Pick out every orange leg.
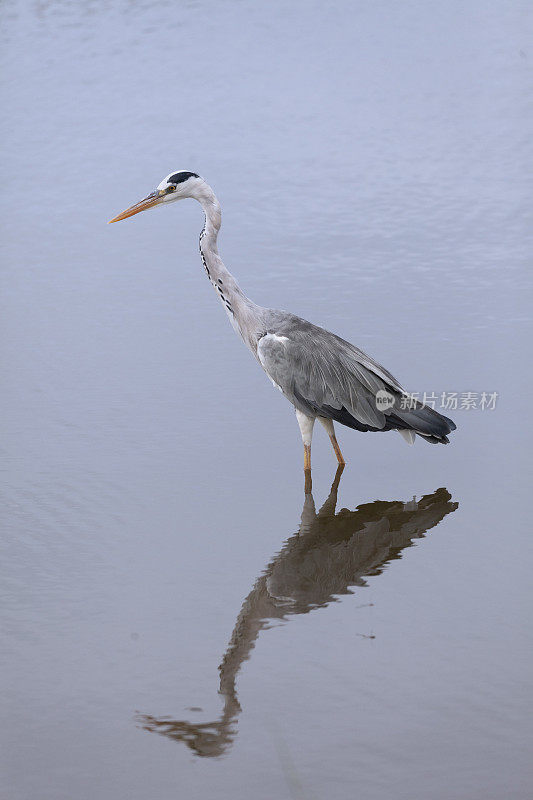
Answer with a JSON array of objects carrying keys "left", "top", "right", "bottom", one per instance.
[
  {"left": 296, "top": 410, "right": 315, "bottom": 494},
  {"left": 318, "top": 417, "right": 347, "bottom": 465},
  {"left": 329, "top": 434, "right": 346, "bottom": 465}
]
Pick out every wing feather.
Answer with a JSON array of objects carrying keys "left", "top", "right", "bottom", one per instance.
[
  {"left": 256, "top": 312, "right": 455, "bottom": 443},
  {"left": 256, "top": 318, "right": 403, "bottom": 431}
]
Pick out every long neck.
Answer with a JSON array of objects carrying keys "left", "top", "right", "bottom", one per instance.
[{"left": 196, "top": 184, "right": 263, "bottom": 352}]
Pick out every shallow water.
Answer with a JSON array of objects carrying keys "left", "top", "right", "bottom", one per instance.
[{"left": 1, "top": 1, "right": 532, "bottom": 798}]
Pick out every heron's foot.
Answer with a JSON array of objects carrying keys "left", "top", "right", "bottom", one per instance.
[
  {"left": 304, "top": 468, "right": 312, "bottom": 495},
  {"left": 329, "top": 435, "right": 346, "bottom": 465}
]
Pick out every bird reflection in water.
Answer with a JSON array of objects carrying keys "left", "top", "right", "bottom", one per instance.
[{"left": 137, "top": 467, "right": 457, "bottom": 757}]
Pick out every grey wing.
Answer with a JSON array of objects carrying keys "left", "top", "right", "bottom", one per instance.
[
  {"left": 256, "top": 315, "right": 456, "bottom": 442},
  {"left": 256, "top": 323, "right": 402, "bottom": 431}
]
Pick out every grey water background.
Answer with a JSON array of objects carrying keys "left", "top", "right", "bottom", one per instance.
[{"left": 1, "top": 1, "right": 532, "bottom": 798}]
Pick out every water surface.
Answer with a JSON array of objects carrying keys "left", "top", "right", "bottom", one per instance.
[{"left": 1, "top": 2, "right": 532, "bottom": 798}]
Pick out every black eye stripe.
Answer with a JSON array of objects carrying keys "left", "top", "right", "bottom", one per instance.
[{"left": 168, "top": 171, "right": 199, "bottom": 185}]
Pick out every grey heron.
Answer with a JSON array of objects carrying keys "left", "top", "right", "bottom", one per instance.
[{"left": 110, "top": 171, "right": 456, "bottom": 472}]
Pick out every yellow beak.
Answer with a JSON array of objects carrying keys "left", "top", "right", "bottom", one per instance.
[{"left": 108, "top": 190, "right": 164, "bottom": 223}]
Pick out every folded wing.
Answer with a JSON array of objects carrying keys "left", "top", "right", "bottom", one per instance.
[{"left": 257, "top": 316, "right": 455, "bottom": 443}]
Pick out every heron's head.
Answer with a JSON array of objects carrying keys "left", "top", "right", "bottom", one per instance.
[{"left": 108, "top": 170, "right": 203, "bottom": 223}]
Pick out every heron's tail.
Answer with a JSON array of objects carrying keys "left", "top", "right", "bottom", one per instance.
[
  {"left": 309, "top": 392, "right": 456, "bottom": 444},
  {"left": 392, "top": 402, "right": 456, "bottom": 445}
]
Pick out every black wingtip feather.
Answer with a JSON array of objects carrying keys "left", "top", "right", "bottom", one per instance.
[{"left": 317, "top": 401, "right": 456, "bottom": 445}]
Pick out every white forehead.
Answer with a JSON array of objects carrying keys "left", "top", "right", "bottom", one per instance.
[
  {"left": 157, "top": 170, "right": 199, "bottom": 190},
  {"left": 157, "top": 175, "right": 172, "bottom": 190}
]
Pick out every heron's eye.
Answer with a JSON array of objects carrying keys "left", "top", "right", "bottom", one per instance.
[{"left": 165, "top": 185, "right": 176, "bottom": 194}]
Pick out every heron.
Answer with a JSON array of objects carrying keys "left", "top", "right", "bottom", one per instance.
[{"left": 109, "top": 171, "right": 456, "bottom": 473}]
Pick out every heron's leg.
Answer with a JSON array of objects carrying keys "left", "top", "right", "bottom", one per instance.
[
  {"left": 295, "top": 409, "right": 315, "bottom": 493},
  {"left": 318, "top": 417, "right": 346, "bottom": 465}
]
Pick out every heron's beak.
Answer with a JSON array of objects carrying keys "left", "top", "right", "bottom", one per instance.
[{"left": 108, "top": 190, "right": 164, "bottom": 223}]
